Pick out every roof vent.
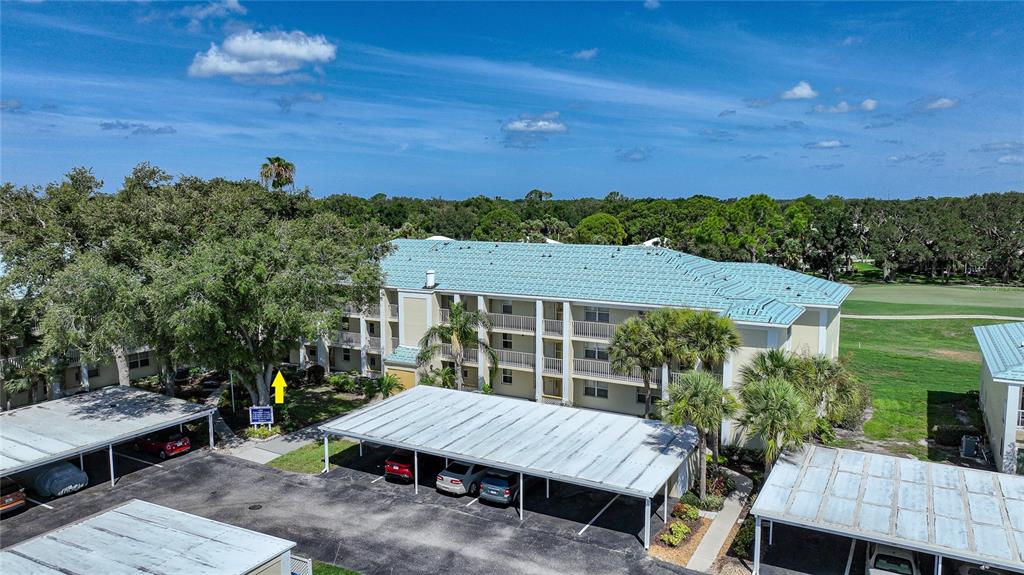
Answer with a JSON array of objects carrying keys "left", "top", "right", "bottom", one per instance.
[{"left": 424, "top": 270, "right": 436, "bottom": 289}]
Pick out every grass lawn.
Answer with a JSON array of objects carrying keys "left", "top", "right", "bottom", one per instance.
[
  {"left": 267, "top": 437, "right": 360, "bottom": 474},
  {"left": 313, "top": 561, "right": 360, "bottom": 575},
  {"left": 842, "top": 284, "right": 1024, "bottom": 317},
  {"left": 220, "top": 382, "right": 364, "bottom": 434},
  {"left": 840, "top": 317, "right": 1002, "bottom": 460}
]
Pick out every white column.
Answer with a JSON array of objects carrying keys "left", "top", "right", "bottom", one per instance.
[
  {"left": 279, "top": 550, "right": 291, "bottom": 575},
  {"left": 818, "top": 309, "right": 828, "bottom": 355},
  {"left": 478, "top": 295, "right": 488, "bottom": 388},
  {"left": 934, "top": 554, "right": 943, "bottom": 575},
  {"left": 359, "top": 316, "right": 369, "bottom": 375},
  {"left": 643, "top": 497, "right": 651, "bottom": 549},
  {"left": 317, "top": 336, "right": 329, "bottom": 370},
  {"left": 519, "top": 472, "right": 525, "bottom": 521},
  {"left": 298, "top": 340, "right": 308, "bottom": 369},
  {"left": 664, "top": 482, "right": 669, "bottom": 522},
  {"left": 414, "top": 450, "right": 419, "bottom": 494},
  {"left": 720, "top": 351, "right": 734, "bottom": 445},
  {"left": 534, "top": 300, "right": 544, "bottom": 401},
  {"left": 545, "top": 478, "right": 549, "bottom": 498},
  {"left": 378, "top": 289, "right": 389, "bottom": 353},
  {"left": 208, "top": 413, "right": 215, "bottom": 449},
  {"left": 753, "top": 516, "right": 762, "bottom": 574},
  {"left": 1003, "top": 385, "right": 1022, "bottom": 473},
  {"left": 661, "top": 363, "right": 670, "bottom": 400},
  {"left": 453, "top": 294, "right": 461, "bottom": 305},
  {"left": 108, "top": 444, "right": 115, "bottom": 487},
  {"left": 80, "top": 362, "right": 91, "bottom": 390},
  {"left": 322, "top": 435, "right": 330, "bottom": 473},
  {"left": 561, "top": 301, "right": 572, "bottom": 405}
]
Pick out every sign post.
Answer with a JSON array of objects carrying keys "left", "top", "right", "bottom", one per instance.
[{"left": 248, "top": 405, "right": 274, "bottom": 430}]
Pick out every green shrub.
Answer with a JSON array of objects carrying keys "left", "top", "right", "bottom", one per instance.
[
  {"left": 731, "top": 517, "right": 756, "bottom": 559},
  {"left": 671, "top": 502, "right": 700, "bottom": 522},
  {"left": 699, "top": 495, "right": 725, "bottom": 511},
  {"left": 724, "top": 475, "right": 736, "bottom": 494},
  {"left": 705, "top": 453, "right": 727, "bottom": 465},
  {"left": 680, "top": 492, "right": 700, "bottom": 507},
  {"left": 932, "top": 424, "right": 980, "bottom": 446},
  {"left": 659, "top": 521, "right": 692, "bottom": 547},
  {"left": 243, "top": 425, "right": 282, "bottom": 439},
  {"left": 814, "top": 417, "right": 837, "bottom": 445}
]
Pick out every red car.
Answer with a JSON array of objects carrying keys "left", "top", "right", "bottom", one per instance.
[
  {"left": 0, "top": 477, "right": 26, "bottom": 514},
  {"left": 383, "top": 449, "right": 414, "bottom": 482},
  {"left": 133, "top": 430, "right": 191, "bottom": 460}
]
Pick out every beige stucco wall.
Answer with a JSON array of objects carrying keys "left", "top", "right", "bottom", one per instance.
[
  {"left": 245, "top": 555, "right": 286, "bottom": 575},
  {"left": 568, "top": 304, "right": 641, "bottom": 326},
  {"left": 487, "top": 297, "right": 535, "bottom": 317},
  {"left": 572, "top": 379, "right": 645, "bottom": 416},
  {"left": 789, "top": 309, "right": 820, "bottom": 357},
  {"left": 330, "top": 346, "right": 361, "bottom": 372},
  {"left": 490, "top": 333, "right": 534, "bottom": 353},
  {"left": 730, "top": 327, "right": 766, "bottom": 387},
  {"left": 980, "top": 359, "right": 1010, "bottom": 472},
  {"left": 826, "top": 309, "right": 841, "bottom": 358},
  {"left": 401, "top": 295, "right": 429, "bottom": 346},
  {"left": 494, "top": 368, "right": 534, "bottom": 399}
]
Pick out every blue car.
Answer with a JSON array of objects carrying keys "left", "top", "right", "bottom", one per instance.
[
  {"left": 479, "top": 469, "right": 519, "bottom": 505},
  {"left": 14, "top": 461, "right": 89, "bottom": 498}
]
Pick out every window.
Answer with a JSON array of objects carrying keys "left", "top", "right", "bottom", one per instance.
[
  {"left": 368, "top": 323, "right": 376, "bottom": 335},
  {"left": 342, "top": 348, "right": 351, "bottom": 361},
  {"left": 369, "top": 357, "right": 377, "bottom": 367},
  {"left": 128, "top": 352, "right": 150, "bottom": 370},
  {"left": 636, "top": 389, "right": 650, "bottom": 404},
  {"left": 329, "top": 348, "right": 337, "bottom": 365},
  {"left": 501, "top": 369, "right": 513, "bottom": 385},
  {"left": 584, "top": 306, "right": 609, "bottom": 323},
  {"left": 502, "top": 333, "right": 513, "bottom": 350},
  {"left": 501, "top": 300, "right": 513, "bottom": 314},
  {"left": 342, "top": 318, "right": 350, "bottom": 331},
  {"left": 584, "top": 344, "right": 609, "bottom": 361},
  {"left": 76, "top": 366, "right": 100, "bottom": 381},
  {"left": 305, "top": 346, "right": 317, "bottom": 360},
  {"left": 584, "top": 380, "right": 608, "bottom": 399},
  {"left": 462, "top": 369, "right": 469, "bottom": 379}
]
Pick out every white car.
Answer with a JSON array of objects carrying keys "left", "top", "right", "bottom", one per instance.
[
  {"left": 866, "top": 543, "right": 921, "bottom": 575},
  {"left": 435, "top": 461, "right": 488, "bottom": 496},
  {"left": 956, "top": 564, "right": 1012, "bottom": 575}
]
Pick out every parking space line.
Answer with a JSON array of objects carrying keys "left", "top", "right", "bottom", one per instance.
[
  {"left": 115, "top": 452, "right": 164, "bottom": 468},
  {"left": 465, "top": 496, "right": 479, "bottom": 507},
  {"left": 578, "top": 494, "right": 620, "bottom": 535},
  {"left": 26, "top": 497, "right": 54, "bottom": 510},
  {"left": 371, "top": 475, "right": 385, "bottom": 483}
]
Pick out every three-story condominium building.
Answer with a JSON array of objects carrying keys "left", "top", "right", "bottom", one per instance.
[
  {"left": 295, "top": 238, "right": 852, "bottom": 444},
  {"left": 974, "top": 322, "right": 1024, "bottom": 474}
]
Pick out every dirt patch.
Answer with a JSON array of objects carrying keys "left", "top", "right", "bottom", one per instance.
[
  {"left": 649, "top": 517, "right": 710, "bottom": 568},
  {"left": 931, "top": 348, "right": 980, "bottom": 362}
]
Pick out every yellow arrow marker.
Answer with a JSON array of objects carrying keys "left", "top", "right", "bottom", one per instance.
[{"left": 272, "top": 370, "right": 287, "bottom": 404}]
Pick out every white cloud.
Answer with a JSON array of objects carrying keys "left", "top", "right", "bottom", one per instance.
[
  {"left": 813, "top": 98, "right": 878, "bottom": 113},
  {"left": 781, "top": 81, "right": 818, "bottom": 100},
  {"left": 0, "top": 98, "right": 22, "bottom": 111},
  {"left": 971, "top": 141, "right": 1023, "bottom": 153},
  {"left": 841, "top": 36, "right": 862, "bottom": 46},
  {"left": 643, "top": 0, "right": 661, "bottom": 10},
  {"left": 503, "top": 112, "right": 567, "bottom": 133},
  {"left": 997, "top": 154, "right": 1023, "bottom": 165},
  {"left": 616, "top": 146, "right": 652, "bottom": 162},
  {"left": 572, "top": 48, "right": 599, "bottom": 61},
  {"left": 179, "top": 0, "right": 246, "bottom": 31},
  {"left": 804, "top": 139, "right": 847, "bottom": 149},
  {"left": 924, "top": 97, "right": 959, "bottom": 110},
  {"left": 188, "top": 30, "right": 337, "bottom": 80}
]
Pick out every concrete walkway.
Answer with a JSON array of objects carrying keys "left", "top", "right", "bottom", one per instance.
[
  {"left": 205, "top": 383, "right": 243, "bottom": 448},
  {"left": 229, "top": 424, "right": 323, "bottom": 464},
  {"left": 685, "top": 468, "right": 753, "bottom": 573},
  {"left": 845, "top": 314, "right": 1024, "bottom": 321}
]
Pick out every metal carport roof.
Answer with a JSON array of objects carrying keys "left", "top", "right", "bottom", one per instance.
[
  {"left": 319, "top": 385, "right": 697, "bottom": 499},
  {"left": 750, "top": 444, "right": 1024, "bottom": 573},
  {"left": 0, "top": 386, "right": 216, "bottom": 476},
  {"left": 0, "top": 499, "right": 295, "bottom": 574}
]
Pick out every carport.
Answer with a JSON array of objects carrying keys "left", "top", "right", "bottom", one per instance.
[
  {"left": 0, "top": 386, "right": 216, "bottom": 488},
  {"left": 750, "top": 444, "right": 1024, "bottom": 575},
  {"left": 0, "top": 499, "right": 295, "bottom": 574},
  {"left": 319, "top": 385, "right": 698, "bottom": 548}
]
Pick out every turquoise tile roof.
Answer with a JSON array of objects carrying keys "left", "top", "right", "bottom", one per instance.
[
  {"left": 381, "top": 239, "right": 852, "bottom": 327},
  {"left": 974, "top": 322, "right": 1024, "bottom": 381},
  {"left": 384, "top": 345, "right": 420, "bottom": 367}
]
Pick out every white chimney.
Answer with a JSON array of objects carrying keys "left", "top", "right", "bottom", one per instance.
[{"left": 425, "top": 269, "right": 436, "bottom": 289}]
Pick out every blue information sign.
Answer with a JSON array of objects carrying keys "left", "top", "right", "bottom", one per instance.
[{"left": 249, "top": 406, "right": 274, "bottom": 425}]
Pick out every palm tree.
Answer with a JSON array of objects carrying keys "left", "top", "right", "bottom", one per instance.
[
  {"left": 416, "top": 302, "right": 496, "bottom": 390},
  {"left": 660, "top": 371, "right": 739, "bottom": 499},
  {"left": 645, "top": 308, "right": 697, "bottom": 371},
  {"left": 419, "top": 366, "right": 456, "bottom": 389},
  {"left": 375, "top": 373, "right": 402, "bottom": 399},
  {"left": 740, "top": 348, "right": 800, "bottom": 384},
  {"left": 794, "top": 355, "right": 860, "bottom": 424},
  {"left": 609, "top": 316, "right": 664, "bottom": 418},
  {"left": 738, "top": 377, "right": 814, "bottom": 472},
  {"left": 259, "top": 156, "right": 296, "bottom": 191},
  {"left": 682, "top": 310, "right": 742, "bottom": 459}
]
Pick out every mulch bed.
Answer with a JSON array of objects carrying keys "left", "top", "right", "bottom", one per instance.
[{"left": 649, "top": 516, "right": 710, "bottom": 568}]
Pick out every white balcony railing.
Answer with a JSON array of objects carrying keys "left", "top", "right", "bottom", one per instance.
[
  {"left": 573, "top": 358, "right": 660, "bottom": 385},
  {"left": 543, "top": 357, "right": 562, "bottom": 375},
  {"left": 0, "top": 356, "right": 25, "bottom": 370},
  {"left": 342, "top": 303, "right": 380, "bottom": 317},
  {"left": 439, "top": 308, "right": 451, "bottom": 324},
  {"left": 335, "top": 332, "right": 360, "bottom": 347},
  {"left": 543, "top": 319, "right": 563, "bottom": 336},
  {"left": 389, "top": 304, "right": 399, "bottom": 319},
  {"left": 391, "top": 337, "right": 399, "bottom": 351},
  {"left": 367, "top": 337, "right": 381, "bottom": 352},
  {"left": 1018, "top": 409, "right": 1024, "bottom": 428},
  {"left": 440, "top": 343, "right": 478, "bottom": 364},
  {"left": 572, "top": 320, "right": 616, "bottom": 340},
  {"left": 488, "top": 313, "right": 536, "bottom": 332},
  {"left": 496, "top": 349, "right": 535, "bottom": 369}
]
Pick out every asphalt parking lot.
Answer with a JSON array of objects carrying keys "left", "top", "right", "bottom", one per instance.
[{"left": 1, "top": 448, "right": 699, "bottom": 575}]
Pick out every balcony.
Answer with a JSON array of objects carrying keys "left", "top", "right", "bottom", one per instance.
[
  {"left": 388, "top": 304, "right": 399, "bottom": 319},
  {"left": 572, "top": 320, "right": 617, "bottom": 341},
  {"left": 543, "top": 319, "right": 563, "bottom": 336},
  {"left": 367, "top": 337, "right": 381, "bottom": 352},
  {"left": 573, "top": 358, "right": 660, "bottom": 385},
  {"left": 488, "top": 313, "right": 536, "bottom": 333},
  {"left": 334, "top": 332, "right": 360, "bottom": 347},
  {"left": 495, "top": 349, "right": 535, "bottom": 369},
  {"left": 542, "top": 357, "right": 562, "bottom": 375},
  {"left": 440, "top": 343, "right": 478, "bottom": 364},
  {"left": 439, "top": 308, "right": 450, "bottom": 324},
  {"left": 342, "top": 303, "right": 380, "bottom": 317},
  {"left": 0, "top": 356, "right": 25, "bottom": 370},
  {"left": 391, "top": 337, "right": 399, "bottom": 351}
]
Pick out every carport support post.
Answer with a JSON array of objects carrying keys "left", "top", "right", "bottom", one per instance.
[
  {"left": 519, "top": 472, "right": 524, "bottom": 521},
  {"left": 643, "top": 497, "right": 651, "bottom": 550},
  {"left": 414, "top": 451, "right": 419, "bottom": 494},
  {"left": 753, "top": 516, "right": 762, "bottom": 575},
  {"left": 108, "top": 444, "right": 115, "bottom": 487},
  {"left": 545, "top": 478, "right": 549, "bottom": 498},
  {"left": 322, "top": 434, "right": 330, "bottom": 473},
  {"left": 79, "top": 453, "right": 84, "bottom": 470},
  {"left": 934, "top": 554, "right": 942, "bottom": 575},
  {"left": 768, "top": 520, "right": 773, "bottom": 545},
  {"left": 359, "top": 440, "right": 362, "bottom": 457},
  {"left": 663, "top": 483, "right": 668, "bottom": 522},
  {"left": 207, "top": 413, "right": 215, "bottom": 449}
]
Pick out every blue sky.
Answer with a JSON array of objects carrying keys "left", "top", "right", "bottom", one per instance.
[{"left": 1, "top": 1, "right": 1021, "bottom": 199}]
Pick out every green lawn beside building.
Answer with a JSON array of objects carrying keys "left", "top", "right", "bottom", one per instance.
[{"left": 842, "top": 284, "right": 1024, "bottom": 317}]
